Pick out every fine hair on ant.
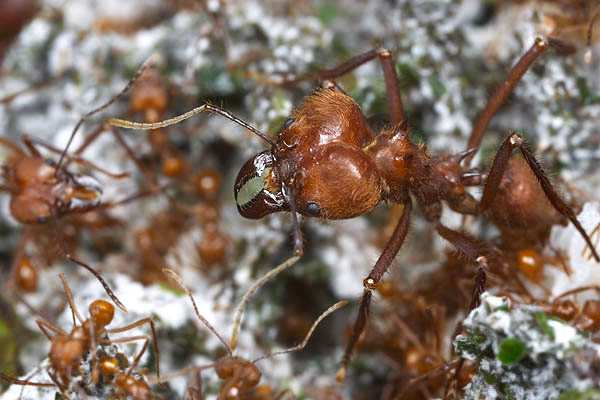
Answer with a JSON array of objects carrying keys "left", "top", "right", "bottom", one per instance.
[{"left": 107, "top": 34, "right": 600, "bottom": 381}]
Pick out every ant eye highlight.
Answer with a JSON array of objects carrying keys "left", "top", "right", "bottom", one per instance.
[
  {"left": 282, "top": 117, "right": 295, "bottom": 130},
  {"left": 234, "top": 151, "right": 288, "bottom": 219}
]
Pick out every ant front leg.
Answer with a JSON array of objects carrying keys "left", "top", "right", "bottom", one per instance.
[
  {"left": 287, "top": 48, "right": 407, "bottom": 126},
  {"left": 479, "top": 131, "right": 600, "bottom": 262},
  {"left": 338, "top": 200, "right": 412, "bottom": 380},
  {"left": 107, "top": 317, "right": 160, "bottom": 379},
  {"left": 22, "top": 134, "right": 129, "bottom": 179}
]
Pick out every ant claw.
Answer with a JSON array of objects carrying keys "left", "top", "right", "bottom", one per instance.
[{"left": 363, "top": 277, "right": 377, "bottom": 291}]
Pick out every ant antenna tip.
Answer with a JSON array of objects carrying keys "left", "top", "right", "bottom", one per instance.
[{"left": 335, "top": 367, "right": 346, "bottom": 383}]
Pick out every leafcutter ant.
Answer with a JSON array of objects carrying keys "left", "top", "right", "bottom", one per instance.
[
  {"left": 158, "top": 263, "right": 347, "bottom": 399},
  {"left": 107, "top": 35, "right": 600, "bottom": 380},
  {"left": 0, "top": 56, "right": 165, "bottom": 311},
  {"left": 0, "top": 273, "right": 160, "bottom": 398}
]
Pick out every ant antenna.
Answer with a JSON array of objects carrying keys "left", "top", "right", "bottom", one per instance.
[
  {"left": 163, "top": 268, "right": 232, "bottom": 354},
  {"left": 58, "top": 272, "right": 85, "bottom": 326},
  {"left": 55, "top": 54, "right": 158, "bottom": 170},
  {"left": 230, "top": 255, "right": 300, "bottom": 351},
  {"left": 107, "top": 103, "right": 275, "bottom": 147},
  {"left": 64, "top": 254, "right": 127, "bottom": 313},
  {"left": 252, "top": 300, "right": 348, "bottom": 363}
]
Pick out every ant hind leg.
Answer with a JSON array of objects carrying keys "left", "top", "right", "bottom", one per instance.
[{"left": 479, "top": 131, "right": 600, "bottom": 262}]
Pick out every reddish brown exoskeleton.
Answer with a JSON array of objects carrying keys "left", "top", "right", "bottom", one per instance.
[
  {"left": 0, "top": 57, "right": 163, "bottom": 310},
  {"left": 108, "top": 36, "right": 599, "bottom": 379},
  {"left": 0, "top": 273, "right": 159, "bottom": 397}
]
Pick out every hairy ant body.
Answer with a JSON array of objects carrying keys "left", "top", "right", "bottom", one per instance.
[
  {"left": 1, "top": 273, "right": 159, "bottom": 398},
  {"left": 108, "top": 36, "right": 600, "bottom": 379}
]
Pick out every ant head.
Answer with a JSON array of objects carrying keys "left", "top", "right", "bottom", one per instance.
[
  {"left": 57, "top": 172, "right": 103, "bottom": 215},
  {"left": 89, "top": 299, "right": 115, "bottom": 328},
  {"left": 130, "top": 68, "right": 169, "bottom": 120},
  {"left": 234, "top": 151, "right": 288, "bottom": 219},
  {"left": 216, "top": 356, "right": 262, "bottom": 399}
]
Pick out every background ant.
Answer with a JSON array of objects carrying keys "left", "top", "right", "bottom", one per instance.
[
  {"left": 0, "top": 56, "right": 167, "bottom": 311},
  {"left": 1, "top": 273, "right": 159, "bottom": 398},
  {"left": 109, "top": 34, "right": 600, "bottom": 381},
  {"left": 157, "top": 262, "right": 346, "bottom": 399}
]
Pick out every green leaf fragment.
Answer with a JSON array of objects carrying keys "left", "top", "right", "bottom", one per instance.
[
  {"left": 534, "top": 312, "right": 555, "bottom": 340},
  {"left": 497, "top": 337, "right": 527, "bottom": 365}
]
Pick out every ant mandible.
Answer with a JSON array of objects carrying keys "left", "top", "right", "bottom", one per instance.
[{"left": 108, "top": 36, "right": 600, "bottom": 379}]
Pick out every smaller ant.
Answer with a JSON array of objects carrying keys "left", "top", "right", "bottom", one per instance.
[
  {"left": 0, "top": 56, "right": 163, "bottom": 310},
  {"left": 127, "top": 67, "right": 191, "bottom": 182},
  {"left": 158, "top": 262, "right": 346, "bottom": 399},
  {"left": 1, "top": 273, "right": 160, "bottom": 397},
  {"left": 541, "top": 285, "right": 600, "bottom": 334},
  {"left": 13, "top": 254, "right": 38, "bottom": 293},
  {"left": 190, "top": 168, "right": 230, "bottom": 269}
]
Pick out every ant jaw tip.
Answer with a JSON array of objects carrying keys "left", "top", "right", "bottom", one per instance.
[{"left": 335, "top": 367, "right": 346, "bottom": 383}]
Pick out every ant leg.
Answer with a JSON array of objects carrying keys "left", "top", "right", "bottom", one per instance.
[
  {"left": 479, "top": 131, "right": 600, "bottom": 262},
  {"left": 283, "top": 183, "right": 304, "bottom": 256},
  {"left": 252, "top": 300, "right": 347, "bottom": 362},
  {"left": 339, "top": 200, "right": 412, "bottom": 380},
  {"left": 230, "top": 255, "right": 301, "bottom": 351},
  {"left": 36, "top": 319, "right": 67, "bottom": 339},
  {"left": 583, "top": 222, "right": 600, "bottom": 261},
  {"left": 163, "top": 268, "right": 231, "bottom": 354},
  {"left": 553, "top": 285, "right": 600, "bottom": 301},
  {"left": 22, "top": 134, "right": 130, "bottom": 179},
  {"left": 109, "top": 127, "right": 158, "bottom": 187},
  {"left": 97, "top": 184, "right": 165, "bottom": 210},
  {"left": 56, "top": 55, "right": 157, "bottom": 169},
  {"left": 184, "top": 371, "right": 203, "bottom": 400},
  {"left": 0, "top": 137, "right": 25, "bottom": 156},
  {"left": 107, "top": 317, "right": 160, "bottom": 378},
  {"left": 0, "top": 373, "right": 55, "bottom": 388},
  {"left": 63, "top": 253, "right": 128, "bottom": 313},
  {"left": 58, "top": 272, "right": 85, "bottom": 326},
  {"left": 291, "top": 48, "right": 406, "bottom": 125},
  {"left": 108, "top": 335, "right": 149, "bottom": 375},
  {"left": 464, "top": 38, "right": 550, "bottom": 166}
]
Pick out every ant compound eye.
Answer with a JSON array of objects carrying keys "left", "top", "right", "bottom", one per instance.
[
  {"left": 282, "top": 117, "right": 294, "bottom": 130},
  {"left": 305, "top": 201, "right": 321, "bottom": 217},
  {"left": 234, "top": 151, "right": 288, "bottom": 219}
]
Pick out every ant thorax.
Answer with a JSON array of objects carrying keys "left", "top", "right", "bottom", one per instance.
[{"left": 6, "top": 157, "right": 102, "bottom": 224}]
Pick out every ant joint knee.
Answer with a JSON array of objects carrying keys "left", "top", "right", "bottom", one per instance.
[
  {"left": 534, "top": 36, "right": 548, "bottom": 48},
  {"left": 476, "top": 256, "right": 488, "bottom": 268},
  {"left": 509, "top": 133, "right": 523, "bottom": 147},
  {"left": 363, "top": 277, "right": 377, "bottom": 291},
  {"left": 322, "top": 80, "right": 336, "bottom": 89},
  {"left": 377, "top": 48, "right": 391, "bottom": 58}
]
